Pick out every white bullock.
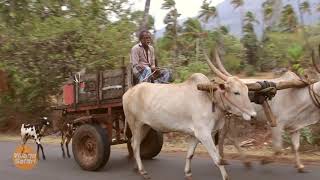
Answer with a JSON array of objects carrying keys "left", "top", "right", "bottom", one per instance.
[
  {"left": 123, "top": 56, "right": 257, "bottom": 180},
  {"left": 215, "top": 48, "right": 320, "bottom": 172}
]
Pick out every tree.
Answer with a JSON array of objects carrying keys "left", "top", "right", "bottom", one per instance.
[
  {"left": 139, "top": 0, "right": 151, "bottom": 32},
  {"left": 162, "top": 0, "right": 180, "bottom": 60},
  {"left": 262, "top": 0, "right": 275, "bottom": 42},
  {"left": 180, "top": 18, "right": 205, "bottom": 61},
  {"left": 131, "top": 11, "right": 154, "bottom": 31},
  {"left": 269, "top": 0, "right": 283, "bottom": 28},
  {"left": 241, "top": 11, "right": 260, "bottom": 68},
  {"left": 280, "top": 4, "right": 298, "bottom": 32},
  {"left": 262, "top": 0, "right": 274, "bottom": 31},
  {"left": 0, "top": 0, "right": 136, "bottom": 114},
  {"left": 230, "top": 0, "right": 244, "bottom": 35},
  {"left": 198, "top": 0, "right": 218, "bottom": 24},
  {"left": 298, "top": 0, "right": 311, "bottom": 48}
]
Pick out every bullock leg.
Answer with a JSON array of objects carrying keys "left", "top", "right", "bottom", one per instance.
[
  {"left": 218, "top": 119, "right": 230, "bottom": 165},
  {"left": 61, "top": 133, "right": 66, "bottom": 158},
  {"left": 131, "top": 122, "right": 150, "bottom": 179},
  {"left": 66, "top": 136, "right": 71, "bottom": 158},
  {"left": 228, "top": 120, "right": 251, "bottom": 168},
  {"left": 262, "top": 126, "right": 283, "bottom": 165},
  {"left": 184, "top": 137, "right": 199, "bottom": 179},
  {"left": 195, "top": 130, "right": 229, "bottom": 180},
  {"left": 290, "top": 131, "right": 305, "bottom": 173}
]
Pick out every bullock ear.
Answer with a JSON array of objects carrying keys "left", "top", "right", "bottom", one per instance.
[{"left": 218, "top": 83, "right": 226, "bottom": 90}]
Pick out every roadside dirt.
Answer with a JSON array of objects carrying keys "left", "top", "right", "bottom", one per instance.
[{"left": 2, "top": 131, "right": 320, "bottom": 166}]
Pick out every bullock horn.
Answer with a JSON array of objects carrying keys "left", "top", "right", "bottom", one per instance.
[
  {"left": 203, "top": 50, "right": 229, "bottom": 81},
  {"left": 246, "top": 79, "right": 311, "bottom": 91},
  {"left": 311, "top": 45, "right": 320, "bottom": 73},
  {"left": 214, "top": 48, "right": 232, "bottom": 76}
]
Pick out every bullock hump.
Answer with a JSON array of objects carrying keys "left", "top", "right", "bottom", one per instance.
[{"left": 185, "top": 73, "right": 210, "bottom": 84}]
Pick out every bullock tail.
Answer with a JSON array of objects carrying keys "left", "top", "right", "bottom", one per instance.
[
  {"left": 214, "top": 132, "right": 219, "bottom": 146},
  {"left": 124, "top": 117, "right": 128, "bottom": 141}
]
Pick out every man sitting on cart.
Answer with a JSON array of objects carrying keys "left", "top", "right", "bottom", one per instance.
[{"left": 130, "top": 30, "right": 172, "bottom": 84}]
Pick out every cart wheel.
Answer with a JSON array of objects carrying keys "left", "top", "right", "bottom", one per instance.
[
  {"left": 72, "top": 124, "right": 110, "bottom": 171},
  {"left": 140, "top": 129, "right": 163, "bottom": 159}
]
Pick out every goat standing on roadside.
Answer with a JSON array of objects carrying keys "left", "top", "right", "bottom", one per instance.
[
  {"left": 20, "top": 117, "right": 51, "bottom": 160},
  {"left": 60, "top": 122, "right": 76, "bottom": 158}
]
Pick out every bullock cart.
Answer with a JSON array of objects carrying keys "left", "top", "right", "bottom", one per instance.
[{"left": 54, "top": 59, "right": 163, "bottom": 171}]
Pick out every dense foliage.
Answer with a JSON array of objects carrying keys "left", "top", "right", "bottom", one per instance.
[{"left": 0, "top": 0, "right": 320, "bottom": 132}]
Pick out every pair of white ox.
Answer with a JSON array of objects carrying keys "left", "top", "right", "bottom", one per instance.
[
  {"left": 215, "top": 49, "right": 320, "bottom": 173},
  {"left": 123, "top": 51, "right": 319, "bottom": 180}
]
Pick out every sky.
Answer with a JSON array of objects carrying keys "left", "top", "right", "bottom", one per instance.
[{"left": 131, "top": 0, "right": 224, "bottom": 30}]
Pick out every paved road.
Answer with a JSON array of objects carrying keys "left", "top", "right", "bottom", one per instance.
[{"left": 1, "top": 141, "right": 320, "bottom": 180}]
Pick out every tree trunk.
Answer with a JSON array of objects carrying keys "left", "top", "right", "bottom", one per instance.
[
  {"left": 296, "top": 0, "right": 310, "bottom": 49},
  {"left": 240, "top": 6, "right": 244, "bottom": 36},
  {"left": 269, "top": 0, "right": 282, "bottom": 28},
  {"left": 140, "top": 0, "right": 151, "bottom": 32},
  {"left": 9, "top": 0, "right": 16, "bottom": 26}
]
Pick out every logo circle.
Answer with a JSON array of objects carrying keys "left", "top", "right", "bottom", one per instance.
[{"left": 12, "top": 145, "right": 38, "bottom": 170}]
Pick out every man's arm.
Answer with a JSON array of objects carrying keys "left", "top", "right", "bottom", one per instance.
[
  {"left": 150, "top": 46, "right": 156, "bottom": 69},
  {"left": 130, "top": 46, "right": 139, "bottom": 67}
]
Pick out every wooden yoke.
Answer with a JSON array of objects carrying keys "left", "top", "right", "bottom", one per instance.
[
  {"left": 248, "top": 83, "right": 278, "bottom": 127},
  {"left": 262, "top": 100, "right": 277, "bottom": 127}
]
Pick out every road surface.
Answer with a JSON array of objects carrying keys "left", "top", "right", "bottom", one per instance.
[{"left": 1, "top": 141, "right": 320, "bottom": 180}]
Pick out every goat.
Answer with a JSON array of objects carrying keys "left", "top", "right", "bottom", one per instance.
[
  {"left": 21, "top": 117, "right": 51, "bottom": 160},
  {"left": 60, "top": 122, "right": 76, "bottom": 158}
]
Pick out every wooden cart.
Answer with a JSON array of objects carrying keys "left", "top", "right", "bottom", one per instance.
[{"left": 55, "top": 60, "right": 163, "bottom": 171}]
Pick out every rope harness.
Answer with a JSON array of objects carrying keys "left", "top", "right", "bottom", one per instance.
[
  {"left": 249, "top": 81, "right": 277, "bottom": 104},
  {"left": 309, "top": 84, "right": 320, "bottom": 108},
  {"left": 208, "top": 83, "right": 253, "bottom": 119}
]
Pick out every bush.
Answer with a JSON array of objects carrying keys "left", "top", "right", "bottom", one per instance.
[
  {"left": 175, "top": 61, "right": 210, "bottom": 83},
  {"left": 244, "top": 65, "right": 256, "bottom": 76}
]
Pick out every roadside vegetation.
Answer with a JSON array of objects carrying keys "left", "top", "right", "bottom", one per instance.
[{"left": 0, "top": 0, "right": 320, "bottom": 148}]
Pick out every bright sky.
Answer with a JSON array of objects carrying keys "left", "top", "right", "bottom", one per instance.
[{"left": 131, "top": 0, "right": 224, "bottom": 30}]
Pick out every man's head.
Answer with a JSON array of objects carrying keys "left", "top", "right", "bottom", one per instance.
[{"left": 139, "top": 30, "right": 152, "bottom": 47}]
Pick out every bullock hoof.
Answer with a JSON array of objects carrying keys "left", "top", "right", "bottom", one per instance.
[
  {"left": 297, "top": 165, "right": 309, "bottom": 173},
  {"left": 219, "top": 159, "right": 230, "bottom": 165},
  {"left": 127, "top": 154, "right": 134, "bottom": 160},
  {"left": 185, "top": 175, "right": 193, "bottom": 180},
  {"left": 260, "top": 158, "right": 273, "bottom": 165},
  {"left": 139, "top": 170, "right": 151, "bottom": 179},
  {"left": 243, "top": 161, "right": 252, "bottom": 169}
]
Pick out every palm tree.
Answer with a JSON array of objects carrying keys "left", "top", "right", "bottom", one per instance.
[
  {"left": 298, "top": 1, "right": 310, "bottom": 27},
  {"left": 230, "top": 0, "right": 244, "bottom": 35},
  {"left": 198, "top": 0, "right": 218, "bottom": 24},
  {"left": 198, "top": 0, "right": 226, "bottom": 55},
  {"left": 280, "top": 4, "right": 298, "bottom": 32},
  {"left": 262, "top": 0, "right": 273, "bottom": 30},
  {"left": 181, "top": 18, "right": 205, "bottom": 61},
  {"left": 262, "top": 0, "right": 274, "bottom": 41},
  {"left": 269, "top": 0, "right": 283, "bottom": 28},
  {"left": 244, "top": 11, "right": 259, "bottom": 24},
  {"left": 162, "top": 0, "right": 180, "bottom": 60},
  {"left": 298, "top": 0, "right": 311, "bottom": 48},
  {"left": 243, "top": 11, "right": 259, "bottom": 34},
  {"left": 242, "top": 11, "right": 259, "bottom": 66}
]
